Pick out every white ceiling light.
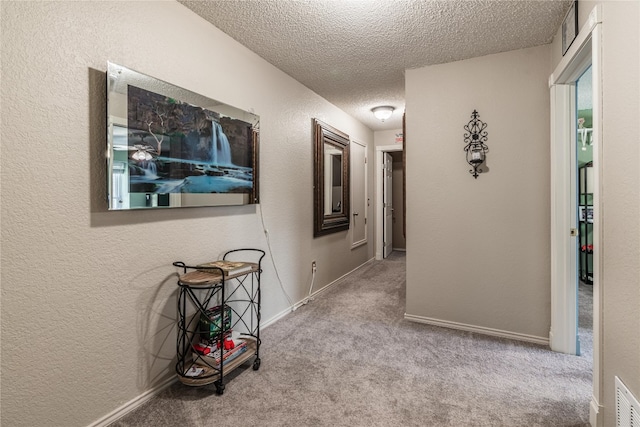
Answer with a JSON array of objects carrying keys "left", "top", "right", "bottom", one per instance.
[
  {"left": 371, "top": 106, "right": 395, "bottom": 122},
  {"left": 132, "top": 149, "right": 153, "bottom": 161}
]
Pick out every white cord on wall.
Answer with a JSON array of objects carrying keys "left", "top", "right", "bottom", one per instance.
[
  {"left": 258, "top": 204, "right": 294, "bottom": 309},
  {"left": 301, "top": 264, "right": 316, "bottom": 306}
]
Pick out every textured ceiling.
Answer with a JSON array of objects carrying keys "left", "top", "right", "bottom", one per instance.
[{"left": 179, "top": 0, "right": 571, "bottom": 131}]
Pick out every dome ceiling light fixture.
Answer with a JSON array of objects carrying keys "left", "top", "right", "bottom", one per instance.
[{"left": 371, "top": 106, "right": 395, "bottom": 122}]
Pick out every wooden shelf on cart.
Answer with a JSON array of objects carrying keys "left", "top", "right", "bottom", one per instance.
[
  {"left": 178, "top": 263, "right": 259, "bottom": 286},
  {"left": 178, "top": 340, "right": 257, "bottom": 386}
]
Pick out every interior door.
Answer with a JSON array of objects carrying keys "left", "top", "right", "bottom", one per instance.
[
  {"left": 383, "top": 153, "right": 393, "bottom": 258},
  {"left": 351, "top": 141, "right": 367, "bottom": 248},
  {"left": 550, "top": 83, "right": 579, "bottom": 355}
]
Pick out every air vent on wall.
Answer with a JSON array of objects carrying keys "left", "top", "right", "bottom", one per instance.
[{"left": 616, "top": 376, "right": 640, "bottom": 427}]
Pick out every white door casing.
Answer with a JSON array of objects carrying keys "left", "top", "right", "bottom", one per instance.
[
  {"left": 549, "top": 5, "right": 602, "bottom": 426},
  {"left": 383, "top": 152, "right": 393, "bottom": 258},
  {"left": 375, "top": 145, "right": 403, "bottom": 260},
  {"left": 351, "top": 140, "right": 367, "bottom": 249}
]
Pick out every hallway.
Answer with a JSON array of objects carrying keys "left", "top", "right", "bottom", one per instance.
[{"left": 114, "top": 253, "right": 592, "bottom": 427}]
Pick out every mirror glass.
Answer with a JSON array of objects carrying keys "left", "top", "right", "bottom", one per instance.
[
  {"left": 314, "top": 119, "right": 350, "bottom": 236},
  {"left": 324, "top": 143, "right": 343, "bottom": 215},
  {"left": 106, "top": 62, "right": 259, "bottom": 210}
]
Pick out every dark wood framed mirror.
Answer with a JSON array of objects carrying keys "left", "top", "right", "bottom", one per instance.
[{"left": 313, "top": 119, "right": 350, "bottom": 237}]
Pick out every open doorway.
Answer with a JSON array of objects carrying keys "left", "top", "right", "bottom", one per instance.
[
  {"left": 549, "top": 5, "right": 602, "bottom": 423},
  {"left": 389, "top": 151, "right": 406, "bottom": 254},
  {"left": 375, "top": 144, "right": 403, "bottom": 260},
  {"left": 381, "top": 151, "right": 406, "bottom": 258}
]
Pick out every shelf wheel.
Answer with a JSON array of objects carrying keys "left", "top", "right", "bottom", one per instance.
[
  {"left": 214, "top": 381, "right": 225, "bottom": 395},
  {"left": 253, "top": 358, "right": 261, "bottom": 371}
]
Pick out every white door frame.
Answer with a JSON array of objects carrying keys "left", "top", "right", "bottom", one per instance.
[
  {"left": 375, "top": 144, "right": 403, "bottom": 260},
  {"left": 351, "top": 140, "right": 368, "bottom": 249},
  {"left": 549, "top": 6, "right": 602, "bottom": 426},
  {"left": 383, "top": 152, "right": 394, "bottom": 258}
]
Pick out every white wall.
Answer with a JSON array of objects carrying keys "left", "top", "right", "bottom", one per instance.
[
  {"left": 597, "top": 3, "right": 640, "bottom": 422},
  {"left": 374, "top": 128, "right": 404, "bottom": 147},
  {"left": 549, "top": 2, "right": 640, "bottom": 425},
  {"left": 405, "top": 45, "right": 551, "bottom": 340},
  {"left": 0, "top": 2, "right": 373, "bottom": 426}
]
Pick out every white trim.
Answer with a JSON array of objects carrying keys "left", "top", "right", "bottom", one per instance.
[
  {"left": 351, "top": 139, "right": 368, "bottom": 249},
  {"left": 262, "top": 304, "right": 297, "bottom": 329},
  {"left": 590, "top": 25, "right": 603, "bottom": 424},
  {"left": 549, "top": 6, "right": 603, "bottom": 427},
  {"left": 375, "top": 144, "right": 403, "bottom": 260},
  {"left": 581, "top": 26, "right": 604, "bottom": 427},
  {"left": 392, "top": 247, "right": 406, "bottom": 252},
  {"left": 240, "top": 258, "right": 374, "bottom": 329},
  {"left": 590, "top": 396, "right": 603, "bottom": 427},
  {"left": 265, "top": 258, "right": 376, "bottom": 324},
  {"left": 404, "top": 314, "right": 549, "bottom": 346},
  {"left": 351, "top": 239, "right": 367, "bottom": 250},
  {"left": 89, "top": 375, "right": 177, "bottom": 427},
  {"left": 260, "top": 258, "right": 374, "bottom": 329},
  {"left": 303, "top": 257, "right": 375, "bottom": 303},
  {"left": 550, "top": 5, "right": 602, "bottom": 85}
]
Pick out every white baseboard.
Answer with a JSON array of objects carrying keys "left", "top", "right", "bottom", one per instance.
[
  {"left": 404, "top": 314, "right": 549, "bottom": 346},
  {"left": 89, "top": 375, "right": 176, "bottom": 427},
  {"left": 392, "top": 247, "right": 406, "bottom": 252},
  {"left": 294, "top": 257, "right": 375, "bottom": 308},
  {"left": 91, "top": 257, "right": 376, "bottom": 426},
  {"left": 264, "top": 257, "right": 375, "bottom": 324},
  {"left": 262, "top": 304, "right": 295, "bottom": 329},
  {"left": 590, "top": 396, "right": 602, "bottom": 427}
]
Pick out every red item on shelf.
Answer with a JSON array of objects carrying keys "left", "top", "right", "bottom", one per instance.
[
  {"left": 223, "top": 337, "right": 235, "bottom": 350},
  {"left": 193, "top": 344, "right": 211, "bottom": 355}
]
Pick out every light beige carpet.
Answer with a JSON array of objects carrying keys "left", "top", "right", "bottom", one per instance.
[{"left": 113, "top": 252, "right": 591, "bottom": 426}]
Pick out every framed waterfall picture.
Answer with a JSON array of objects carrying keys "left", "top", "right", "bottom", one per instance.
[{"left": 106, "top": 62, "right": 259, "bottom": 210}]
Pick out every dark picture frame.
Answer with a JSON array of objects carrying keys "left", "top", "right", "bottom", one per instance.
[{"left": 561, "top": 1, "right": 578, "bottom": 56}]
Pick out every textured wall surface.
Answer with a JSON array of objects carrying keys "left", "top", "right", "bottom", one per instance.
[
  {"left": 405, "top": 45, "right": 551, "bottom": 339},
  {"left": 598, "top": 5, "right": 640, "bottom": 423},
  {"left": 0, "top": 2, "right": 373, "bottom": 426}
]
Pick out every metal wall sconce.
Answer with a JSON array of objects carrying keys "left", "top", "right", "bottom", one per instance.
[{"left": 463, "top": 110, "right": 489, "bottom": 179}]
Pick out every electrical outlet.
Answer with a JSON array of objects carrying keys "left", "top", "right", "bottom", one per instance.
[{"left": 312, "top": 261, "right": 316, "bottom": 271}]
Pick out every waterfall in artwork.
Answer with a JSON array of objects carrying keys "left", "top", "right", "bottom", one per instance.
[
  {"left": 211, "top": 121, "right": 232, "bottom": 166},
  {"left": 140, "top": 159, "right": 158, "bottom": 179}
]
